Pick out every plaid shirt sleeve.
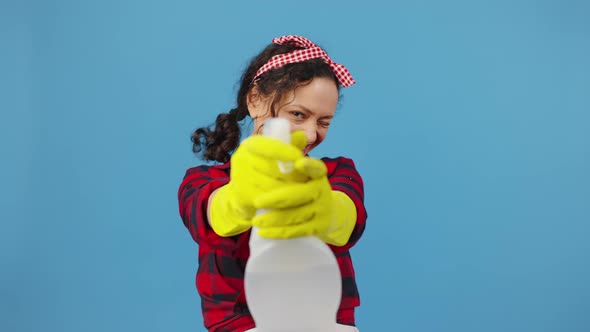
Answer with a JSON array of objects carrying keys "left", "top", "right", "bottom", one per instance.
[
  {"left": 178, "top": 157, "right": 367, "bottom": 331},
  {"left": 178, "top": 162, "right": 256, "bottom": 331},
  {"left": 178, "top": 162, "right": 234, "bottom": 249},
  {"left": 323, "top": 157, "right": 367, "bottom": 323}
]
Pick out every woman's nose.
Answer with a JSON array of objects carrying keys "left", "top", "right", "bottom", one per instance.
[{"left": 304, "top": 126, "right": 317, "bottom": 146}]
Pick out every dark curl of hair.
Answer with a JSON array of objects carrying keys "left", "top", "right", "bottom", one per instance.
[{"left": 191, "top": 42, "right": 340, "bottom": 163}]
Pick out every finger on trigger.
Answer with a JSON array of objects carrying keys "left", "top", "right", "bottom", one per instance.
[
  {"left": 290, "top": 131, "right": 307, "bottom": 151},
  {"left": 294, "top": 157, "right": 327, "bottom": 179},
  {"left": 243, "top": 136, "right": 303, "bottom": 161}
]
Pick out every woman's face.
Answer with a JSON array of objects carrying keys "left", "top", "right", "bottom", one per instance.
[{"left": 248, "top": 77, "right": 339, "bottom": 155}]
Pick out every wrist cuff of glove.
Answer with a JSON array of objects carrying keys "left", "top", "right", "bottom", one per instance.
[
  {"left": 318, "top": 190, "right": 357, "bottom": 246},
  {"left": 209, "top": 185, "right": 252, "bottom": 237}
]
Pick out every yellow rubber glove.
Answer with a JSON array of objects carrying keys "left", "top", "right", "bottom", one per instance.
[
  {"left": 209, "top": 132, "right": 307, "bottom": 237},
  {"left": 251, "top": 157, "right": 357, "bottom": 246}
]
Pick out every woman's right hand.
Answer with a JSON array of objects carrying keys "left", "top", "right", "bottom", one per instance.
[{"left": 208, "top": 132, "right": 307, "bottom": 237}]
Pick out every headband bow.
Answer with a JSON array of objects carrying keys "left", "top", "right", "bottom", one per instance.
[{"left": 253, "top": 35, "right": 356, "bottom": 88}]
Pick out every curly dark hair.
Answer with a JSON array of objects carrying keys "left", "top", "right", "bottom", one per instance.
[{"left": 191, "top": 42, "right": 340, "bottom": 163}]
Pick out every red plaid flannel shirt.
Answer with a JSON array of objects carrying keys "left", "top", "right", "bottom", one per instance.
[{"left": 178, "top": 157, "right": 367, "bottom": 332}]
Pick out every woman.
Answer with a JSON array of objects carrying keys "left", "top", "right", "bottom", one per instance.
[{"left": 178, "top": 35, "right": 367, "bottom": 332}]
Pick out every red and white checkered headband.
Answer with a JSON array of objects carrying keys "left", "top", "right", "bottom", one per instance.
[{"left": 252, "top": 35, "right": 356, "bottom": 88}]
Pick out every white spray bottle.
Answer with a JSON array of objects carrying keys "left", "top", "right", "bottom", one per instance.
[{"left": 244, "top": 118, "right": 343, "bottom": 332}]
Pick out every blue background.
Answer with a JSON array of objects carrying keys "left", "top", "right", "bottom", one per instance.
[{"left": 2, "top": 0, "right": 589, "bottom": 331}]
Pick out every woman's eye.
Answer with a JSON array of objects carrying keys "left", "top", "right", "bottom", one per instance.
[
  {"left": 290, "top": 111, "right": 305, "bottom": 119},
  {"left": 319, "top": 121, "right": 331, "bottom": 128}
]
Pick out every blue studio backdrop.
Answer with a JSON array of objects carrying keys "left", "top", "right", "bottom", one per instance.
[{"left": 1, "top": 1, "right": 589, "bottom": 331}]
